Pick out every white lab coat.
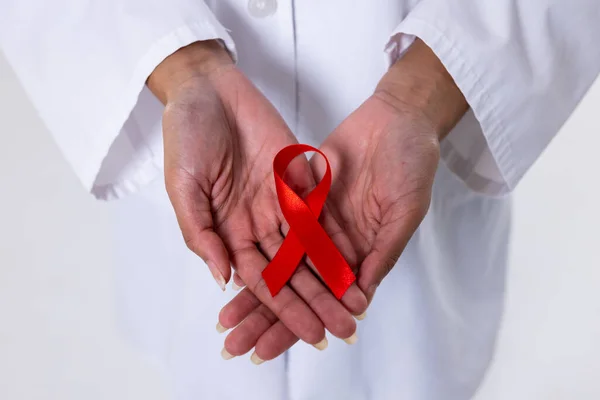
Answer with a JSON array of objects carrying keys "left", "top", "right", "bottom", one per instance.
[{"left": 2, "top": 1, "right": 599, "bottom": 399}]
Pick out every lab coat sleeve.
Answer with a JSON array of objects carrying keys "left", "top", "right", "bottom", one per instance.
[
  {"left": 0, "top": 0, "right": 236, "bottom": 200},
  {"left": 386, "top": 0, "right": 600, "bottom": 195}
]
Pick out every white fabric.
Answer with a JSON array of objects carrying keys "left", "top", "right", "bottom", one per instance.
[
  {"left": 0, "top": 0, "right": 237, "bottom": 200},
  {"left": 386, "top": 0, "right": 600, "bottom": 195},
  {"left": 1, "top": 0, "right": 599, "bottom": 399}
]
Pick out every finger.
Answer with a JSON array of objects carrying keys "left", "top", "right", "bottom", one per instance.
[
  {"left": 315, "top": 208, "right": 369, "bottom": 317},
  {"left": 252, "top": 321, "right": 301, "bottom": 364},
  {"left": 222, "top": 288, "right": 323, "bottom": 359},
  {"left": 218, "top": 287, "right": 261, "bottom": 332},
  {"left": 223, "top": 304, "right": 278, "bottom": 357},
  {"left": 260, "top": 232, "right": 357, "bottom": 341},
  {"left": 165, "top": 171, "right": 231, "bottom": 290},
  {"left": 232, "top": 244, "right": 325, "bottom": 345},
  {"left": 222, "top": 228, "right": 354, "bottom": 359},
  {"left": 357, "top": 208, "right": 424, "bottom": 303},
  {"left": 290, "top": 264, "right": 357, "bottom": 340},
  {"left": 232, "top": 272, "right": 245, "bottom": 291},
  {"left": 279, "top": 211, "right": 368, "bottom": 319}
]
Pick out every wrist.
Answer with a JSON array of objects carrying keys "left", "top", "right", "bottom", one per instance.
[
  {"left": 375, "top": 39, "right": 468, "bottom": 141},
  {"left": 148, "top": 40, "right": 234, "bottom": 104}
]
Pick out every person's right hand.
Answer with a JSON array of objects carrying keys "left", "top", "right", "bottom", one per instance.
[{"left": 147, "top": 41, "right": 367, "bottom": 357}]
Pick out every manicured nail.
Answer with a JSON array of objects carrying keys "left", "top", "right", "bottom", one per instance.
[
  {"left": 344, "top": 333, "right": 358, "bottom": 345},
  {"left": 232, "top": 281, "right": 244, "bottom": 291},
  {"left": 221, "top": 348, "right": 235, "bottom": 360},
  {"left": 313, "top": 337, "right": 328, "bottom": 351},
  {"left": 355, "top": 311, "right": 367, "bottom": 321},
  {"left": 216, "top": 322, "right": 228, "bottom": 334},
  {"left": 208, "top": 262, "right": 226, "bottom": 291},
  {"left": 250, "top": 352, "right": 264, "bottom": 365}
]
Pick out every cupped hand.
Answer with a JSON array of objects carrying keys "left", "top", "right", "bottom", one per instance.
[
  {"left": 148, "top": 41, "right": 367, "bottom": 356},
  {"left": 312, "top": 94, "right": 441, "bottom": 302},
  {"left": 220, "top": 39, "right": 468, "bottom": 362}
]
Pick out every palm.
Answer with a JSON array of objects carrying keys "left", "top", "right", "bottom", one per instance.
[
  {"left": 314, "top": 95, "right": 440, "bottom": 301},
  {"left": 163, "top": 67, "right": 294, "bottom": 264}
]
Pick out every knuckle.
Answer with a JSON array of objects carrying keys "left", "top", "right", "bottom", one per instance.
[
  {"left": 251, "top": 278, "right": 270, "bottom": 297},
  {"left": 278, "top": 298, "right": 322, "bottom": 344},
  {"left": 381, "top": 254, "right": 399, "bottom": 278},
  {"left": 254, "top": 305, "right": 278, "bottom": 325},
  {"left": 183, "top": 234, "right": 202, "bottom": 256},
  {"left": 293, "top": 264, "right": 311, "bottom": 277},
  {"left": 342, "top": 287, "right": 368, "bottom": 315},
  {"left": 183, "top": 235, "right": 195, "bottom": 251},
  {"left": 258, "top": 232, "right": 284, "bottom": 257},
  {"left": 276, "top": 296, "right": 299, "bottom": 319},
  {"left": 307, "top": 290, "right": 332, "bottom": 313}
]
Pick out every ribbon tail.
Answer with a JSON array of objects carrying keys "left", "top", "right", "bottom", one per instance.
[
  {"left": 261, "top": 230, "right": 305, "bottom": 296},
  {"left": 281, "top": 207, "right": 356, "bottom": 299}
]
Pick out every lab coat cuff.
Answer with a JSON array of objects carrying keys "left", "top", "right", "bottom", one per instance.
[
  {"left": 90, "top": 19, "right": 237, "bottom": 200},
  {"left": 385, "top": 17, "right": 517, "bottom": 196}
]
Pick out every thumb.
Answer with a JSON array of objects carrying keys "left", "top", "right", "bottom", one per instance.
[
  {"left": 357, "top": 207, "right": 426, "bottom": 303},
  {"left": 166, "top": 169, "right": 231, "bottom": 291}
]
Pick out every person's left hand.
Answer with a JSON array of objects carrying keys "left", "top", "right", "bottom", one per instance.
[{"left": 218, "top": 39, "right": 468, "bottom": 362}]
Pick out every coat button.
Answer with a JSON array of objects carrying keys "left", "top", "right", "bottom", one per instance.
[{"left": 248, "top": 0, "right": 278, "bottom": 18}]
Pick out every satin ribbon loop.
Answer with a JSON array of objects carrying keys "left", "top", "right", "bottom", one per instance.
[{"left": 262, "top": 144, "right": 356, "bottom": 300}]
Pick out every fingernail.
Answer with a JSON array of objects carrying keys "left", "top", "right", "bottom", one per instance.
[
  {"left": 344, "top": 333, "right": 358, "bottom": 345},
  {"left": 216, "top": 322, "right": 228, "bottom": 334},
  {"left": 313, "top": 337, "right": 328, "bottom": 351},
  {"left": 250, "top": 352, "right": 264, "bottom": 365},
  {"left": 221, "top": 348, "right": 235, "bottom": 360},
  {"left": 232, "top": 281, "right": 244, "bottom": 291},
  {"left": 355, "top": 311, "right": 367, "bottom": 321},
  {"left": 208, "top": 262, "right": 226, "bottom": 292}
]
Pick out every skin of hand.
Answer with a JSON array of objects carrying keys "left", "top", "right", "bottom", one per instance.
[
  {"left": 221, "top": 39, "right": 469, "bottom": 362},
  {"left": 147, "top": 41, "right": 367, "bottom": 358}
]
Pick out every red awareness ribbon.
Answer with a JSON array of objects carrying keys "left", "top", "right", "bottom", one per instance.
[{"left": 262, "top": 144, "right": 356, "bottom": 300}]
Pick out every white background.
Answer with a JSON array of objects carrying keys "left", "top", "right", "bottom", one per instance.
[{"left": 0, "top": 53, "right": 599, "bottom": 399}]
